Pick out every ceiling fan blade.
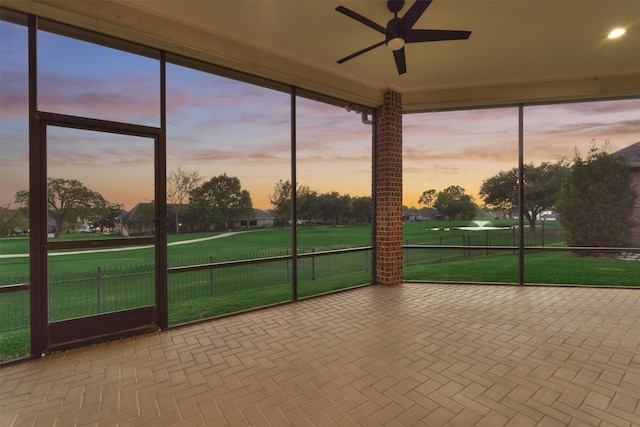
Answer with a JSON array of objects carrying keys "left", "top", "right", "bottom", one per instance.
[
  {"left": 393, "top": 47, "right": 407, "bottom": 75},
  {"left": 337, "top": 40, "right": 386, "bottom": 64},
  {"left": 335, "top": 6, "right": 386, "bottom": 34},
  {"left": 399, "top": 0, "right": 432, "bottom": 32},
  {"left": 406, "top": 29, "right": 471, "bottom": 43}
]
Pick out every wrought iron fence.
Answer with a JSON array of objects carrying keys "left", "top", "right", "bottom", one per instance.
[
  {"left": 0, "top": 246, "right": 373, "bottom": 332},
  {"left": 403, "top": 221, "right": 567, "bottom": 267},
  {"left": 0, "top": 283, "right": 29, "bottom": 332}
]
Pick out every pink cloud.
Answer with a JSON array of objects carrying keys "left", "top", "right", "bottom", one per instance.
[{"left": 37, "top": 73, "right": 160, "bottom": 125}]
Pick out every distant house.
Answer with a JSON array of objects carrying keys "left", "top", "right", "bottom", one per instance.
[
  {"left": 118, "top": 203, "right": 274, "bottom": 234},
  {"left": 614, "top": 141, "right": 640, "bottom": 246},
  {"left": 116, "top": 202, "right": 156, "bottom": 236},
  {"left": 536, "top": 209, "right": 557, "bottom": 221},
  {"left": 228, "top": 209, "right": 274, "bottom": 229},
  {"left": 418, "top": 207, "right": 439, "bottom": 220},
  {"left": 403, "top": 207, "right": 439, "bottom": 221},
  {"left": 402, "top": 210, "right": 422, "bottom": 222},
  {"left": 73, "top": 217, "right": 93, "bottom": 233}
]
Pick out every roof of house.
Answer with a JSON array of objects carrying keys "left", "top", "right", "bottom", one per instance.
[
  {"left": 119, "top": 202, "right": 153, "bottom": 221},
  {"left": 254, "top": 209, "right": 274, "bottom": 219},
  {"left": 614, "top": 142, "right": 640, "bottom": 167}
]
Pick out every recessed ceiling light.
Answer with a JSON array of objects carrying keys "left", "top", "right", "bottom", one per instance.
[{"left": 608, "top": 28, "right": 626, "bottom": 39}]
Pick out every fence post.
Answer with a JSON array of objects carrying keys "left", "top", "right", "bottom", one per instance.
[
  {"left": 96, "top": 266, "right": 101, "bottom": 314},
  {"left": 365, "top": 249, "right": 369, "bottom": 272},
  {"left": 311, "top": 249, "right": 316, "bottom": 280},
  {"left": 485, "top": 231, "right": 489, "bottom": 257},
  {"left": 286, "top": 250, "right": 290, "bottom": 283},
  {"left": 209, "top": 256, "right": 214, "bottom": 297},
  {"left": 463, "top": 235, "right": 466, "bottom": 259}
]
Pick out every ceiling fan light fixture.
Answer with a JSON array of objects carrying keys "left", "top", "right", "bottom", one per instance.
[
  {"left": 607, "top": 27, "right": 625, "bottom": 39},
  {"left": 387, "top": 37, "right": 405, "bottom": 51}
]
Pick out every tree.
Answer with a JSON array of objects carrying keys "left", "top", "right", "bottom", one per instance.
[
  {"left": 478, "top": 169, "right": 518, "bottom": 219},
  {"left": 0, "top": 204, "right": 28, "bottom": 236},
  {"left": 87, "top": 202, "right": 123, "bottom": 232},
  {"left": 479, "top": 160, "right": 568, "bottom": 230},
  {"left": 418, "top": 189, "right": 437, "bottom": 208},
  {"left": 167, "top": 167, "right": 201, "bottom": 234},
  {"left": 15, "top": 178, "right": 110, "bottom": 238},
  {"left": 269, "top": 179, "right": 294, "bottom": 226},
  {"left": 433, "top": 185, "right": 478, "bottom": 220},
  {"left": 351, "top": 196, "right": 372, "bottom": 223},
  {"left": 269, "top": 180, "right": 316, "bottom": 226},
  {"left": 557, "top": 144, "right": 636, "bottom": 248},
  {"left": 189, "top": 174, "right": 253, "bottom": 230},
  {"left": 314, "top": 192, "right": 352, "bottom": 225},
  {"left": 297, "top": 187, "right": 318, "bottom": 224}
]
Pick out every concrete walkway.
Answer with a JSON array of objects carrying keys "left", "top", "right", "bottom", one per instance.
[{"left": 0, "top": 231, "right": 243, "bottom": 259}]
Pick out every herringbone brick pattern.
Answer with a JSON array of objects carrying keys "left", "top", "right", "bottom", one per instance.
[{"left": 2, "top": 283, "right": 640, "bottom": 426}]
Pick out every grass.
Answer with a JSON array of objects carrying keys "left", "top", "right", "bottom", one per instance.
[
  {"left": 0, "top": 224, "right": 374, "bottom": 278},
  {"left": 0, "top": 329, "right": 29, "bottom": 361},
  {"left": 168, "top": 273, "right": 371, "bottom": 325},
  {"left": 0, "top": 225, "right": 375, "bottom": 362},
  {"left": 404, "top": 251, "right": 640, "bottom": 286},
  {"left": 1, "top": 220, "right": 638, "bottom": 362}
]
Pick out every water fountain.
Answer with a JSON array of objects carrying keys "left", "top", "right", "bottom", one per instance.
[{"left": 457, "top": 220, "right": 505, "bottom": 231}]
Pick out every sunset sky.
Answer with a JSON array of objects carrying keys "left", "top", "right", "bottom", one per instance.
[
  {"left": 404, "top": 99, "right": 640, "bottom": 207},
  {"left": 1, "top": 20, "right": 639, "bottom": 213}
]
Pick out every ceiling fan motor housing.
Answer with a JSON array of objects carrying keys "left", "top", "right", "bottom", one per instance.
[{"left": 386, "top": 17, "right": 404, "bottom": 43}]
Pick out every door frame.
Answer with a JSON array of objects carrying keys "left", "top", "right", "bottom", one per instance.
[{"left": 30, "top": 111, "right": 167, "bottom": 355}]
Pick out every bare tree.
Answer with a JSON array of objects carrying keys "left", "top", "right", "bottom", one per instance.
[
  {"left": 167, "top": 167, "right": 201, "bottom": 234},
  {"left": 418, "top": 189, "right": 437, "bottom": 208}
]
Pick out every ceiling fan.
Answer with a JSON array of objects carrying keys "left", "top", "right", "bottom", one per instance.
[{"left": 335, "top": 0, "right": 471, "bottom": 75}]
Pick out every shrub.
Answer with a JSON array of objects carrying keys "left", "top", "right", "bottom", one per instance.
[{"left": 557, "top": 143, "right": 636, "bottom": 248}]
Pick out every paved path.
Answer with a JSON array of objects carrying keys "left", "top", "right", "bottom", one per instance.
[{"left": 0, "top": 232, "right": 241, "bottom": 259}]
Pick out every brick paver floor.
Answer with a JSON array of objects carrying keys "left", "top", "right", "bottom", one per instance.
[{"left": 2, "top": 283, "right": 640, "bottom": 426}]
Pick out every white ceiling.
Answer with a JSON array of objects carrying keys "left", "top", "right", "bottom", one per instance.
[{"left": 4, "top": 0, "right": 640, "bottom": 111}]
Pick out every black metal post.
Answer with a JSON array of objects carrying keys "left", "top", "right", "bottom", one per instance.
[
  {"left": 157, "top": 51, "right": 168, "bottom": 329},
  {"left": 209, "top": 256, "right": 214, "bottom": 296},
  {"left": 28, "top": 14, "right": 47, "bottom": 358},
  {"left": 96, "top": 267, "right": 101, "bottom": 314},
  {"left": 291, "top": 89, "right": 298, "bottom": 300},
  {"left": 518, "top": 105, "right": 525, "bottom": 285}
]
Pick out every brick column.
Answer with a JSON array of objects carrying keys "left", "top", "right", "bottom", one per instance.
[{"left": 374, "top": 90, "right": 403, "bottom": 286}]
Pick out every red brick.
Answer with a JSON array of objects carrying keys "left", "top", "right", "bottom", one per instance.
[{"left": 374, "top": 90, "right": 403, "bottom": 286}]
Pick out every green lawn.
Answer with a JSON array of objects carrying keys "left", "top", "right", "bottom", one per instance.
[
  {"left": 0, "top": 225, "right": 375, "bottom": 362},
  {"left": 0, "top": 224, "right": 374, "bottom": 278},
  {"left": 1, "top": 221, "right": 638, "bottom": 363},
  {"left": 0, "top": 329, "right": 28, "bottom": 362},
  {"left": 404, "top": 251, "right": 639, "bottom": 286}
]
